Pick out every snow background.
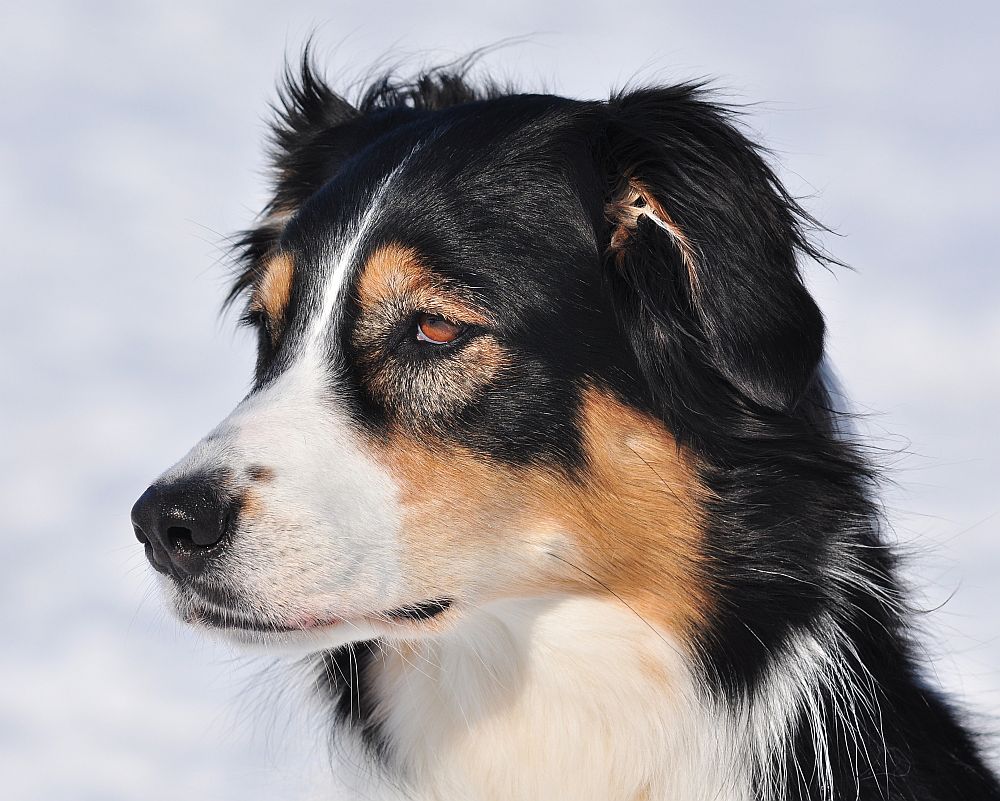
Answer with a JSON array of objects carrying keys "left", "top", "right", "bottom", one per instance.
[{"left": 1, "top": 2, "right": 997, "bottom": 798}]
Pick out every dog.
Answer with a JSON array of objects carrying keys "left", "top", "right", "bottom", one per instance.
[{"left": 131, "top": 54, "right": 1000, "bottom": 800}]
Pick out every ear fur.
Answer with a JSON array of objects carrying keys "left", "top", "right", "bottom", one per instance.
[{"left": 603, "top": 85, "right": 827, "bottom": 415}]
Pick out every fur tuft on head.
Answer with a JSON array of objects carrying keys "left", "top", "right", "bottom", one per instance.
[{"left": 226, "top": 47, "right": 503, "bottom": 311}]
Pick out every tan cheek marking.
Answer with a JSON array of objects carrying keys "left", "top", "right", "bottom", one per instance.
[
  {"left": 369, "top": 435, "right": 536, "bottom": 592},
  {"left": 249, "top": 251, "right": 295, "bottom": 327},
  {"left": 369, "top": 388, "right": 711, "bottom": 639},
  {"left": 562, "top": 388, "right": 710, "bottom": 634}
]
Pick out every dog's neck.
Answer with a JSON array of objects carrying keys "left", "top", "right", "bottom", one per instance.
[{"left": 339, "top": 596, "right": 757, "bottom": 801}]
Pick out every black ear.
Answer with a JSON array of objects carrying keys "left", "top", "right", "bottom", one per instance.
[{"left": 602, "top": 86, "right": 826, "bottom": 415}]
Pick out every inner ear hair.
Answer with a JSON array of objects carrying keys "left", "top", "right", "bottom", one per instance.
[{"left": 606, "top": 178, "right": 697, "bottom": 289}]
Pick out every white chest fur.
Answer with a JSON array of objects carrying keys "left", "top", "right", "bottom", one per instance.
[{"left": 328, "top": 597, "right": 754, "bottom": 801}]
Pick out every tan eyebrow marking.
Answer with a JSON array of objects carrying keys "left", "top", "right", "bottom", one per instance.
[
  {"left": 249, "top": 251, "right": 295, "bottom": 326},
  {"left": 356, "top": 243, "right": 492, "bottom": 326}
]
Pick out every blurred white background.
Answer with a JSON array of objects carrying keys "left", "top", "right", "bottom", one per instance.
[{"left": 1, "top": 2, "right": 997, "bottom": 798}]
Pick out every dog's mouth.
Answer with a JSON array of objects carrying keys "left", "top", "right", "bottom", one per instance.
[
  {"left": 185, "top": 596, "right": 454, "bottom": 634},
  {"left": 383, "top": 598, "right": 453, "bottom": 622}
]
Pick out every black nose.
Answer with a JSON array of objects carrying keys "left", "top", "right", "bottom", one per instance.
[{"left": 131, "top": 474, "right": 234, "bottom": 578}]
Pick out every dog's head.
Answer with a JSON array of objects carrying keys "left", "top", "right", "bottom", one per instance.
[{"left": 132, "top": 60, "right": 827, "bottom": 655}]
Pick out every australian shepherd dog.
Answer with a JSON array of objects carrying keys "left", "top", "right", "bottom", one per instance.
[{"left": 131, "top": 53, "right": 1000, "bottom": 800}]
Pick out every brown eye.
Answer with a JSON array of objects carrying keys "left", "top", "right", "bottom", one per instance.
[{"left": 416, "top": 313, "right": 463, "bottom": 344}]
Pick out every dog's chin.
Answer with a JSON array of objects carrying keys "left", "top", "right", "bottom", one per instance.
[{"left": 166, "top": 584, "right": 458, "bottom": 657}]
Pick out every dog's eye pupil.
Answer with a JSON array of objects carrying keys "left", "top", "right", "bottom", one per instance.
[{"left": 416, "top": 313, "right": 462, "bottom": 345}]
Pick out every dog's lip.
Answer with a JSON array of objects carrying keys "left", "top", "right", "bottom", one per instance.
[
  {"left": 186, "top": 604, "right": 312, "bottom": 633},
  {"left": 187, "top": 596, "right": 453, "bottom": 633},
  {"left": 383, "top": 597, "right": 453, "bottom": 622}
]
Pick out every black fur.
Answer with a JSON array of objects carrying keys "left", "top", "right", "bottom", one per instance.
[{"left": 227, "top": 55, "right": 999, "bottom": 800}]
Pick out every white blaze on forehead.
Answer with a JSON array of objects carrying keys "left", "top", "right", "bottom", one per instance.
[{"left": 305, "top": 161, "right": 412, "bottom": 354}]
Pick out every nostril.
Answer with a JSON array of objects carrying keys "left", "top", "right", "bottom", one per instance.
[
  {"left": 166, "top": 525, "right": 196, "bottom": 550},
  {"left": 166, "top": 514, "right": 229, "bottom": 550}
]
